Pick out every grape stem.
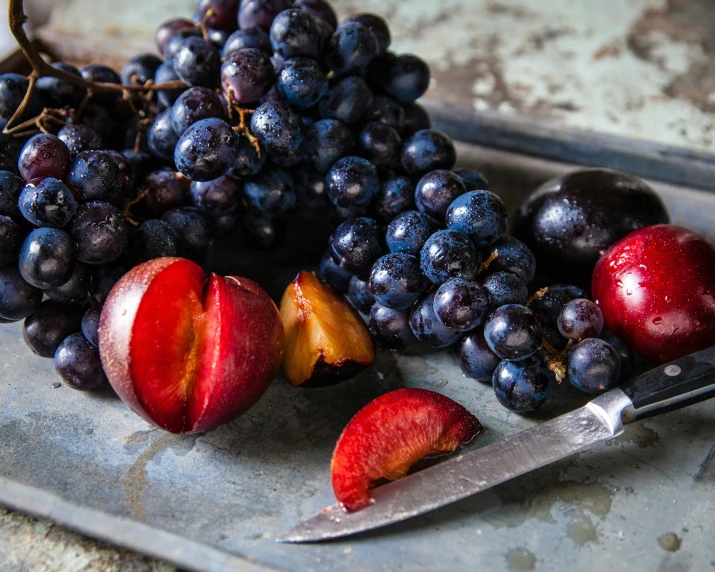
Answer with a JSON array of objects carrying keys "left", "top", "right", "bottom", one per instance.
[{"left": 3, "top": 0, "right": 187, "bottom": 135}]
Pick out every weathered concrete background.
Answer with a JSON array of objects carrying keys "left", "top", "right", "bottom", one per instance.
[{"left": 39, "top": 0, "right": 715, "bottom": 152}]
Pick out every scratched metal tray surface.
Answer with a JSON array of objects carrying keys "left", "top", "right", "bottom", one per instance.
[{"left": 2, "top": 142, "right": 715, "bottom": 572}]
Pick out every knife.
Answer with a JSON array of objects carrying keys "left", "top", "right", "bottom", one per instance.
[{"left": 278, "top": 345, "right": 715, "bottom": 543}]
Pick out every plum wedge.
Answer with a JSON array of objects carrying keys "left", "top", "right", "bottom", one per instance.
[{"left": 331, "top": 388, "right": 481, "bottom": 511}]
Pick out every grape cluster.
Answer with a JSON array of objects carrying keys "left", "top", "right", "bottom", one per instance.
[
  {"left": 0, "top": 0, "right": 435, "bottom": 390},
  {"left": 319, "top": 139, "right": 634, "bottom": 412}
]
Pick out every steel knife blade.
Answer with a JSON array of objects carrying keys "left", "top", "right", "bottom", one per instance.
[{"left": 277, "top": 346, "right": 715, "bottom": 543}]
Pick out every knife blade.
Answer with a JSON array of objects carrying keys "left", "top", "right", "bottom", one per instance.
[{"left": 278, "top": 345, "right": 715, "bottom": 543}]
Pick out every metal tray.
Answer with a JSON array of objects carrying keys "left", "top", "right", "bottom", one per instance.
[{"left": 2, "top": 122, "right": 715, "bottom": 571}]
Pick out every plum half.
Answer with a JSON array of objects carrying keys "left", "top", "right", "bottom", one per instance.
[
  {"left": 512, "top": 169, "right": 669, "bottom": 285},
  {"left": 99, "top": 257, "right": 284, "bottom": 433},
  {"left": 331, "top": 388, "right": 481, "bottom": 511}
]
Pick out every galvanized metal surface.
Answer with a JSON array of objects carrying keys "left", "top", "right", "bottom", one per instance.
[
  {"left": 38, "top": 0, "right": 715, "bottom": 153},
  {"left": 2, "top": 146, "right": 715, "bottom": 571},
  {"left": 280, "top": 390, "right": 633, "bottom": 542}
]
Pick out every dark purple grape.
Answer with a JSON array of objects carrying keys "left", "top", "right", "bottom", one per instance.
[
  {"left": 0, "top": 170, "right": 25, "bottom": 220},
  {"left": 369, "top": 303, "right": 416, "bottom": 349},
  {"left": 22, "top": 300, "right": 83, "bottom": 358},
  {"left": 325, "top": 22, "right": 378, "bottom": 76},
  {"left": 415, "top": 169, "right": 466, "bottom": 220},
  {"left": 241, "top": 212, "right": 285, "bottom": 250},
  {"left": 275, "top": 57, "right": 328, "bottom": 109},
  {"left": 484, "top": 237, "right": 536, "bottom": 283},
  {"left": 18, "top": 134, "right": 71, "bottom": 182},
  {"left": 45, "top": 262, "right": 90, "bottom": 303},
  {"left": 77, "top": 104, "right": 116, "bottom": 143},
  {"left": 171, "top": 87, "right": 226, "bottom": 137},
  {"left": 120, "top": 54, "right": 162, "bottom": 86},
  {"left": 79, "top": 64, "right": 121, "bottom": 105},
  {"left": 409, "top": 292, "right": 461, "bottom": 348},
  {"left": 0, "top": 266, "right": 42, "bottom": 320},
  {"left": 357, "top": 122, "right": 401, "bottom": 167},
  {"left": 0, "top": 73, "right": 40, "bottom": 121},
  {"left": 484, "top": 304, "right": 542, "bottom": 361},
  {"left": 378, "top": 54, "right": 430, "bottom": 104},
  {"left": 366, "top": 95, "right": 405, "bottom": 132},
  {"left": 174, "top": 118, "right": 239, "bottom": 181},
  {"left": 230, "top": 136, "right": 266, "bottom": 178},
  {"left": 457, "top": 329, "right": 500, "bottom": 384},
  {"left": 329, "top": 216, "right": 382, "bottom": 277},
  {"left": 433, "top": 278, "right": 491, "bottom": 331},
  {"left": 420, "top": 229, "right": 477, "bottom": 284},
  {"left": 173, "top": 37, "right": 221, "bottom": 88},
  {"left": 54, "top": 333, "right": 108, "bottom": 391},
  {"left": 197, "top": 0, "right": 240, "bottom": 31},
  {"left": 319, "top": 75, "right": 373, "bottom": 124},
  {"left": 81, "top": 305, "right": 101, "bottom": 347},
  {"left": 156, "top": 18, "right": 195, "bottom": 56},
  {"left": 147, "top": 109, "right": 179, "bottom": 162},
  {"left": 402, "top": 102, "right": 431, "bottom": 137},
  {"left": 493, "top": 357, "right": 552, "bottom": 412},
  {"left": 140, "top": 170, "right": 186, "bottom": 215},
  {"left": 294, "top": 164, "right": 329, "bottom": 208},
  {"left": 223, "top": 27, "right": 272, "bottom": 56},
  {"left": 89, "top": 259, "right": 130, "bottom": 304},
  {"left": 250, "top": 101, "right": 304, "bottom": 159},
  {"left": 401, "top": 130, "right": 456, "bottom": 177},
  {"left": 36, "top": 63, "right": 87, "bottom": 108},
  {"left": 190, "top": 173, "right": 242, "bottom": 216},
  {"left": 343, "top": 13, "right": 390, "bottom": 55},
  {"left": 0, "top": 131, "right": 24, "bottom": 164},
  {"left": 542, "top": 326, "right": 568, "bottom": 353},
  {"left": 154, "top": 61, "right": 184, "bottom": 109},
  {"left": 69, "top": 201, "right": 129, "bottom": 264},
  {"left": 455, "top": 169, "right": 489, "bottom": 192},
  {"left": 66, "top": 150, "right": 121, "bottom": 203},
  {"left": 0, "top": 215, "right": 22, "bottom": 266},
  {"left": 386, "top": 210, "right": 435, "bottom": 256},
  {"left": 0, "top": 152, "right": 16, "bottom": 174},
  {"left": 244, "top": 166, "right": 297, "bottom": 217},
  {"left": 567, "top": 338, "right": 621, "bottom": 394},
  {"left": 270, "top": 8, "right": 320, "bottom": 59},
  {"left": 369, "top": 253, "right": 427, "bottom": 310},
  {"left": 57, "top": 124, "right": 102, "bottom": 159},
  {"left": 294, "top": 0, "right": 337, "bottom": 28},
  {"left": 482, "top": 271, "right": 528, "bottom": 308},
  {"left": 164, "top": 28, "right": 203, "bottom": 61},
  {"left": 238, "top": 0, "right": 292, "bottom": 30},
  {"left": 325, "top": 156, "right": 379, "bottom": 209},
  {"left": 19, "top": 178, "right": 77, "bottom": 228},
  {"left": 376, "top": 176, "right": 414, "bottom": 223},
  {"left": 446, "top": 190, "right": 507, "bottom": 248},
  {"left": 557, "top": 298, "right": 604, "bottom": 340},
  {"left": 529, "top": 284, "right": 588, "bottom": 329},
  {"left": 207, "top": 28, "right": 229, "bottom": 49},
  {"left": 19, "top": 227, "right": 76, "bottom": 289},
  {"left": 303, "top": 118, "right": 354, "bottom": 173},
  {"left": 269, "top": 146, "right": 305, "bottom": 168},
  {"left": 313, "top": 16, "right": 335, "bottom": 56},
  {"left": 318, "top": 249, "right": 352, "bottom": 292},
  {"left": 599, "top": 331, "right": 634, "bottom": 381},
  {"left": 127, "top": 219, "right": 182, "bottom": 264},
  {"left": 161, "top": 207, "right": 211, "bottom": 261},
  {"left": 333, "top": 204, "right": 371, "bottom": 222},
  {"left": 347, "top": 275, "right": 375, "bottom": 313}
]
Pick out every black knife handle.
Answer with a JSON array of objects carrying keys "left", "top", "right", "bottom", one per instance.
[{"left": 621, "top": 345, "right": 715, "bottom": 422}]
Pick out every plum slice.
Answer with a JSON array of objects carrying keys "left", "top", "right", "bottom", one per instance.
[
  {"left": 280, "top": 270, "right": 374, "bottom": 387},
  {"left": 331, "top": 388, "right": 482, "bottom": 511}
]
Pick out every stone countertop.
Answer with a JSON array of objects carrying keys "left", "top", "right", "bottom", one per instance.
[{"left": 37, "top": 0, "right": 715, "bottom": 152}]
